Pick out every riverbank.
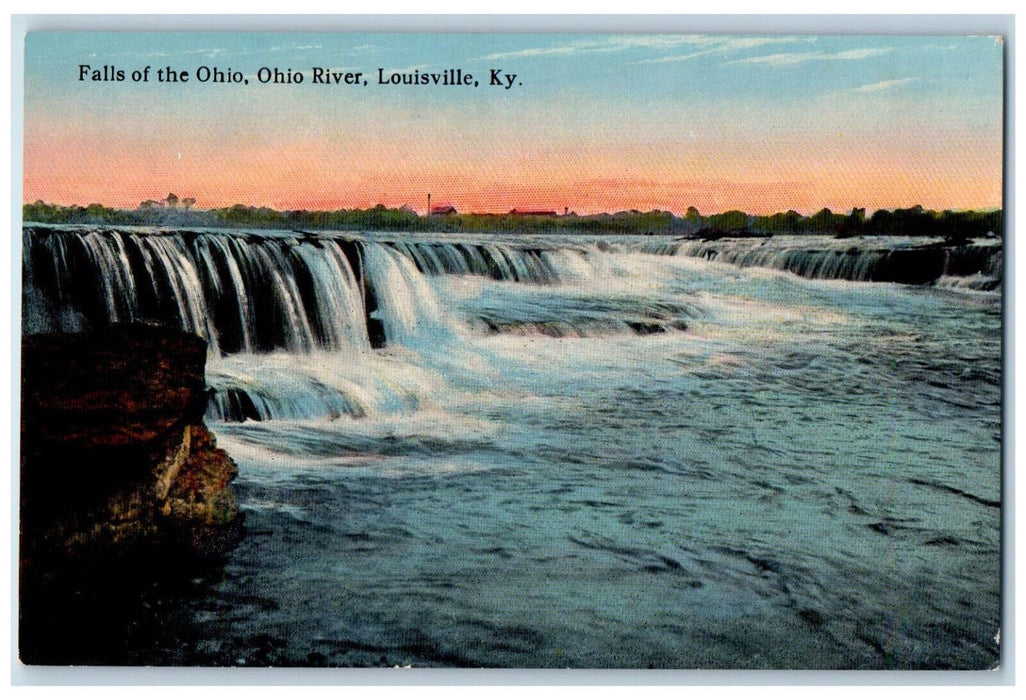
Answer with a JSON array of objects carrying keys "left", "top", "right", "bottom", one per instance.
[{"left": 19, "top": 324, "right": 243, "bottom": 664}]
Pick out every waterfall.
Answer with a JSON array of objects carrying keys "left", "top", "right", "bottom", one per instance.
[
  {"left": 25, "top": 227, "right": 1001, "bottom": 359},
  {"left": 636, "top": 236, "right": 1003, "bottom": 286},
  {"left": 24, "top": 227, "right": 372, "bottom": 355},
  {"left": 23, "top": 226, "right": 609, "bottom": 356},
  {"left": 22, "top": 226, "right": 490, "bottom": 424},
  {"left": 386, "top": 239, "right": 564, "bottom": 283},
  {"left": 362, "top": 243, "right": 462, "bottom": 349},
  {"left": 23, "top": 225, "right": 1002, "bottom": 423}
]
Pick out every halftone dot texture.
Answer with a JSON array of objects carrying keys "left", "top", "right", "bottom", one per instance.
[{"left": 23, "top": 32, "right": 1004, "bottom": 215}]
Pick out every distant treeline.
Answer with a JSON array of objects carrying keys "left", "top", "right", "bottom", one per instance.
[{"left": 23, "top": 197, "right": 1003, "bottom": 238}]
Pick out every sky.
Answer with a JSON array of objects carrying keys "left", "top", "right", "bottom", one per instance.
[{"left": 22, "top": 32, "right": 1005, "bottom": 216}]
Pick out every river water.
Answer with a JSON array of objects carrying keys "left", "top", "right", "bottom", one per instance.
[{"left": 22, "top": 227, "right": 1003, "bottom": 668}]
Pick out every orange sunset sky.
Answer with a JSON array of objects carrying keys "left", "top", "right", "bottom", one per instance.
[{"left": 23, "top": 33, "right": 1005, "bottom": 216}]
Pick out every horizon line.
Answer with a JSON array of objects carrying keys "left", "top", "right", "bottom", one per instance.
[{"left": 21, "top": 198, "right": 1005, "bottom": 219}]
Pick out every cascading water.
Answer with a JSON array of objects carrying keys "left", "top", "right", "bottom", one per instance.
[
  {"left": 362, "top": 243, "right": 463, "bottom": 349},
  {"left": 22, "top": 226, "right": 629, "bottom": 423},
  {"left": 635, "top": 235, "right": 1002, "bottom": 288},
  {"left": 23, "top": 226, "right": 613, "bottom": 353},
  {"left": 20, "top": 223, "right": 1001, "bottom": 668},
  {"left": 25, "top": 227, "right": 373, "bottom": 355},
  {"left": 388, "top": 239, "right": 561, "bottom": 283}
]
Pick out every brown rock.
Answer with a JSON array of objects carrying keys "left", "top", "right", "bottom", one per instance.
[{"left": 20, "top": 324, "right": 243, "bottom": 565}]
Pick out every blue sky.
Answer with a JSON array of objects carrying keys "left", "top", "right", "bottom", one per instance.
[{"left": 24, "top": 32, "right": 1005, "bottom": 214}]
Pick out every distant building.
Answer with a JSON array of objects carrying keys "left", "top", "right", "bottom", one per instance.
[
  {"left": 509, "top": 208, "right": 558, "bottom": 216},
  {"left": 430, "top": 205, "right": 458, "bottom": 215}
]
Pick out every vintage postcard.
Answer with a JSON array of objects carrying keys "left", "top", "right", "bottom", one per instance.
[{"left": 18, "top": 27, "right": 1005, "bottom": 671}]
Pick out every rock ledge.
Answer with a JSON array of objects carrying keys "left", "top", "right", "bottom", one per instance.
[{"left": 20, "top": 324, "right": 243, "bottom": 567}]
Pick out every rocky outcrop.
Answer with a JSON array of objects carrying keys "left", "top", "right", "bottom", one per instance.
[
  {"left": 20, "top": 324, "right": 244, "bottom": 664},
  {"left": 20, "top": 324, "right": 243, "bottom": 563}
]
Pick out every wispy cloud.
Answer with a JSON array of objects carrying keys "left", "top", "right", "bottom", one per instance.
[
  {"left": 268, "top": 43, "right": 322, "bottom": 53},
  {"left": 601, "top": 35, "right": 725, "bottom": 50},
  {"left": 631, "top": 37, "right": 813, "bottom": 65},
  {"left": 851, "top": 77, "right": 919, "bottom": 93},
  {"left": 474, "top": 35, "right": 808, "bottom": 62},
  {"left": 475, "top": 40, "right": 611, "bottom": 61},
  {"left": 729, "top": 47, "right": 892, "bottom": 67},
  {"left": 181, "top": 47, "right": 243, "bottom": 60}
]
